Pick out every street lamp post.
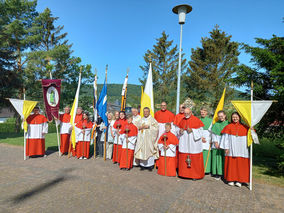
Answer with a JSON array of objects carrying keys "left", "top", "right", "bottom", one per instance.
[{"left": 172, "top": 4, "right": 192, "bottom": 113}]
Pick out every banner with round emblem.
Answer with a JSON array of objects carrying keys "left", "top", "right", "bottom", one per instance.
[{"left": 41, "top": 79, "right": 62, "bottom": 121}]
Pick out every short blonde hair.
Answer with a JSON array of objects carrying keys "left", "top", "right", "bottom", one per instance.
[{"left": 107, "top": 112, "right": 114, "bottom": 120}]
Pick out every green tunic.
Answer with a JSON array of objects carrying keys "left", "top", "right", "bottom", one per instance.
[
  {"left": 211, "top": 120, "right": 229, "bottom": 176},
  {"left": 200, "top": 117, "right": 212, "bottom": 130},
  {"left": 201, "top": 117, "right": 213, "bottom": 173}
]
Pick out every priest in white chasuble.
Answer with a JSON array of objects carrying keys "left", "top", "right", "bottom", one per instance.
[{"left": 134, "top": 107, "right": 159, "bottom": 171}]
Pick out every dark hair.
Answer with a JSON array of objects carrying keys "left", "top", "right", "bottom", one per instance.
[
  {"left": 165, "top": 122, "right": 171, "bottom": 127},
  {"left": 231, "top": 112, "right": 241, "bottom": 122},
  {"left": 119, "top": 111, "right": 126, "bottom": 119},
  {"left": 34, "top": 106, "right": 39, "bottom": 110},
  {"left": 127, "top": 115, "right": 133, "bottom": 119},
  {"left": 83, "top": 111, "right": 90, "bottom": 121},
  {"left": 143, "top": 107, "right": 150, "bottom": 111},
  {"left": 218, "top": 110, "right": 226, "bottom": 116}
]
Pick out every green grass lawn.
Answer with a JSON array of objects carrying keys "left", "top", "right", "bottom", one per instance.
[
  {"left": 0, "top": 132, "right": 59, "bottom": 151},
  {"left": 0, "top": 132, "right": 283, "bottom": 187}
]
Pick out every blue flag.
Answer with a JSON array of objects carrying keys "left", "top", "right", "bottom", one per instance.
[{"left": 97, "top": 80, "right": 108, "bottom": 126}]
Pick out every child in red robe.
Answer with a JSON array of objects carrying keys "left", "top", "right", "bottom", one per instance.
[
  {"left": 112, "top": 111, "right": 128, "bottom": 164},
  {"left": 75, "top": 112, "right": 93, "bottom": 159},
  {"left": 157, "top": 123, "right": 179, "bottom": 176},
  {"left": 119, "top": 115, "right": 138, "bottom": 170}
]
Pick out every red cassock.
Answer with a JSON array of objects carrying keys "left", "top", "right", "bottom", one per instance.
[
  {"left": 221, "top": 123, "right": 250, "bottom": 183},
  {"left": 173, "top": 113, "right": 184, "bottom": 126},
  {"left": 157, "top": 132, "right": 179, "bottom": 176},
  {"left": 75, "top": 119, "right": 93, "bottom": 159},
  {"left": 119, "top": 123, "right": 138, "bottom": 169},
  {"left": 59, "top": 113, "right": 71, "bottom": 154},
  {"left": 70, "top": 114, "right": 83, "bottom": 156},
  {"left": 173, "top": 112, "right": 184, "bottom": 168},
  {"left": 112, "top": 119, "right": 128, "bottom": 163},
  {"left": 26, "top": 114, "right": 48, "bottom": 156},
  {"left": 178, "top": 115, "right": 205, "bottom": 179},
  {"left": 154, "top": 109, "right": 175, "bottom": 168},
  {"left": 154, "top": 110, "right": 175, "bottom": 123}
]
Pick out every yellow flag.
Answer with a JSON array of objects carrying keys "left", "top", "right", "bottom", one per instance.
[
  {"left": 140, "top": 86, "right": 144, "bottom": 107},
  {"left": 231, "top": 101, "right": 252, "bottom": 146},
  {"left": 70, "top": 72, "right": 82, "bottom": 148},
  {"left": 9, "top": 99, "right": 37, "bottom": 132},
  {"left": 23, "top": 100, "right": 38, "bottom": 132},
  {"left": 212, "top": 88, "right": 226, "bottom": 124},
  {"left": 231, "top": 100, "right": 272, "bottom": 147},
  {"left": 140, "top": 63, "right": 154, "bottom": 117}
]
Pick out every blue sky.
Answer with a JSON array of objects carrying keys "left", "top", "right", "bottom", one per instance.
[{"left": 37, "top": 0, "right": 284, "bottom": 86}]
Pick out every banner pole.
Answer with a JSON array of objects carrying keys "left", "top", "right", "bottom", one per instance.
[
  {"left": 56, "top": 121, "right": 61, "bottom": 157},
  {"left": 250, "top": 81, "right": 253, "bottom": 191},
  {"left": 23, "top": 88, "right": 26, "bottom": 160},
  {"left": 93, "top": 129, "right": 97, "bottom": 158}
]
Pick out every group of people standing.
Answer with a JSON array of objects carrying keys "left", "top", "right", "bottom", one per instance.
[{"left": 24, "top": 101, "right": 250, "bottom": 188}]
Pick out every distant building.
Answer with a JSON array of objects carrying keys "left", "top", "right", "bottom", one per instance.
[{"left": 0, "top": 108, "right": 14, "bottom": 123}]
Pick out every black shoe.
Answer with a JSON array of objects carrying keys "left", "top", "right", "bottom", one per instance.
[{"left": 140, "top": 167, "right": 145, "bottom": 171}]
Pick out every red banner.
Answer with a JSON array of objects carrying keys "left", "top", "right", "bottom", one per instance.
[{"left": 41, "top": 79, "right": 61, "bottom": 121}]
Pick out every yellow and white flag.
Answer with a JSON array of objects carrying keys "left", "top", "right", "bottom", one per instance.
[
  {"left": 9, "top": 99, "right": 38, "bottom": 132},
  {"left": 140, "top": 63, "right": 154, "bottom": 117},
  {"left": 212, "top": 88, "right": 226, "bottom": 124},
  {"left": 70, "top": 72, "right": 82, "bottom": 148},
  {"left": 120, "top": 73, "right": 128, "bottom": 111},
  {"left": 231, "top": 100, "right": 272, "bottom": 146}
]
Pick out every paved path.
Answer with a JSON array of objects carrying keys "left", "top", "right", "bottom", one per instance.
[{"left": 0, "top": 144, "right": 283, "bottom": 213}]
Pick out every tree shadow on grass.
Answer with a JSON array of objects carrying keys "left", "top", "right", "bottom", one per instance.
[
  {"left": 0, "top": 132, "right": 24, "bottom": 140},
  {"left": 253, "top": 156, "right": 283, "bottom": 178},
  {"left": 45, "top": 146, "right": 59, "bottom": 156},
  {"left": 8, "top": 168, "right": 75, "bottom": 204}
]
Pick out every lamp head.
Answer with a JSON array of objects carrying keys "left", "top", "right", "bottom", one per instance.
[{"left": 172, "top": 4, "right": 192, "bottom": 24}]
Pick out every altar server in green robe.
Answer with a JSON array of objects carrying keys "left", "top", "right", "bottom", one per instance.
[
  {"left": 200, "top": 107, "right": 213, "bottom": 174},
  {"left": 211, "top": 110, "right": 229, "bottom": 180}
]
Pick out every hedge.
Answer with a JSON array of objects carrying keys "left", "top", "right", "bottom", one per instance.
[{"left": 0, "top": 122, "right": 57, "bottom": 133}]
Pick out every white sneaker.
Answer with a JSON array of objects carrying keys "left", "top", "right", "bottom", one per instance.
[
  {"left": 228, "top": 182, "right": 235, "bottom": 186},
  {"left": 79, "top": 157, "right": 83, "bottom": 160},
  {"left": 214, "top": 177, "right": 221, "bottom": 181},
  {"left": 235, "top": 182, "right": 242, "bottom": 188},
  {"left": 84, "top": 157, "right": 87, "bottom": 160}
]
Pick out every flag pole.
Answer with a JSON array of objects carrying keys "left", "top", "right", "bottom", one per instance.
[
  {"left": 104, "top": 65, "right": 108, "bottom": 161},
  {"left": 55, "top": 117, "right": 61, "bottom": 157},
  {"left": 120, "top": 68, "right": 129, "bottom": 111},
  {"left": 250, "top": 81, "right": 253, "bottom": 191},
  {"left": 49, "top": 73, "right": 61, "bottom": 157},
  {"left": 23, "top": 88, "right": 27, "bottom": 160},
  {"left": 93, "top": 68, "right": 97, "bottom": 159}
]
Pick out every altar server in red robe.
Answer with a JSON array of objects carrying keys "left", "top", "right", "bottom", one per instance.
[
  {"left": 220, "top": 112, "right": 250, "bottom": 188},
  {"left": 157, "top": 123, "right": 179, "bottom": 176},
  {"left": 57, "top": 106, "right": 71, "bottom": 155},
  {"left": 26, "top": 107, "right": 48, "bottom": 157},
  {"left": 119, "top": 115, "right": 138, "bottom": 170},
  {"left": 112, "top": 111, "right": 128, "bottom": 164},
  {"left": 75, "top": 112, "right": 93, "bottom": 159}
]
